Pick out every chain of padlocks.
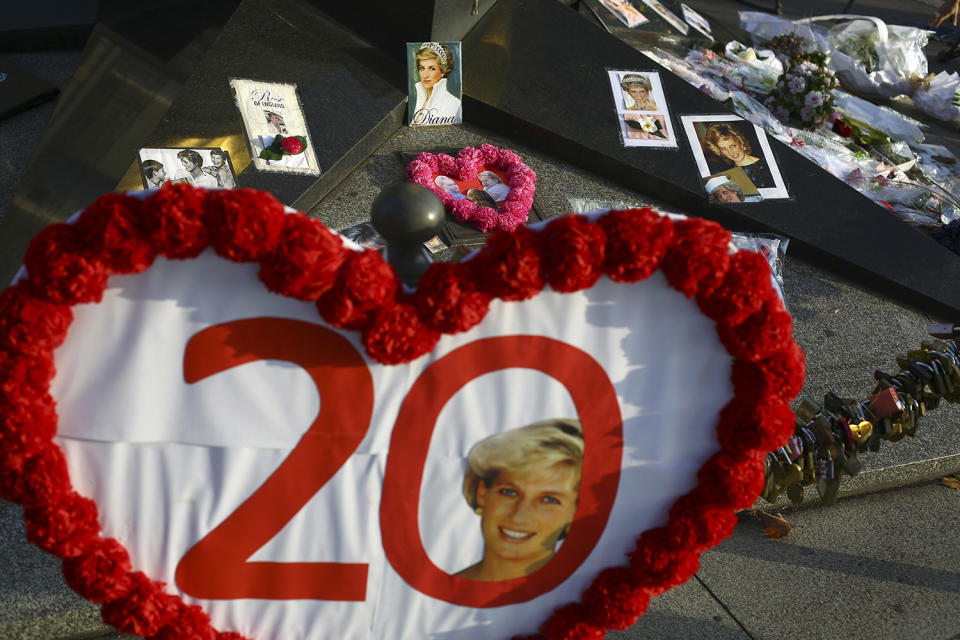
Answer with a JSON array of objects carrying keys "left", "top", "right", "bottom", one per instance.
[{"left": 761, "top": 326, "right": 960, "bottom": 506}]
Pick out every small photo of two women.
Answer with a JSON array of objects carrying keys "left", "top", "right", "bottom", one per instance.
[{"left": 407, "top": 41, "right": 463, "bottom": 127}]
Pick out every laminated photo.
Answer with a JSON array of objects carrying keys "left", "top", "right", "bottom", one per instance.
[
  {"left": 636, "top": 0, "right": 689, "bottom": 35},
  {"left": 681, "top": 3, "right": 713, "bottom": 40},
  {"left": 137, "top": 147, "right": 237, "bottom": 190},
  {"left": 229, "top": 78, "right": 321, "bottom": 176},
  {"left": 598, "top": 0, "right": 649, "bottom": 28},
  {"left": 608, "top": 70, "right": 677, "bottom": 148},
  {"left": 407, "top": 41, "right": 463, "bottom": 126},
  {"left": 681, "top": 114, "right": 788, "bottom": 200}
]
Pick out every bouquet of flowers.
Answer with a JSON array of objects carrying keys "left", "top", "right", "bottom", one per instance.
[{"left": 762, "top": 50, "right": 838, "bottom": 129}]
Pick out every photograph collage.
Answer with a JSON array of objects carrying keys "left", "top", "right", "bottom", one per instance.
[
  {"left": 680, "top": 114, "right": 788, "bottom": 202},
  {"left": 608, "top": 70, "right": 677, "bottom": 149}
]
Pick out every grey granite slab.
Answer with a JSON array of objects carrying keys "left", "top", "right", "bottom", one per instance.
[{"left": 698, "top": 481, "right": 960, "bottom": 640}]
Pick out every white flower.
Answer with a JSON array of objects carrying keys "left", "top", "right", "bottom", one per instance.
[
  {"left": 804, "top": 91, "right": 824, "bottom": 108},
  {"left": 800, "top": 106, "right": 814, "bottom": 122},
  {"left": 639, "top": 117, "right": 657, "bottom": 133},
  {"left": 801, "top": 61, "right": 818, "bottom": 74},
  {"left": 788, "top": 76, "right": 806, "bottom": 94},
  {"left": 774, "top": 106, "right": 790, "bottom": 121}
]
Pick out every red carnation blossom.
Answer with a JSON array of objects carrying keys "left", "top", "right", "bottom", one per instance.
[
  {"left": 142, "top": 183, "right": 210, "bottom": 259},
  {"left": 698, "top": 250, "right": 778, "bottom": 325},
  {"left": 363, "top": 299, "right": 440, "bottom": 364},
  {"left": 539, "top": 602, "right": 604, "bottom": 640},
  {"left": 731, "top": 343, "right": 806, "bottom": 405},
  {"left": 281, "top": 136, "right": 303, "bottom": 155},
  {"left": 23, "top": 223, "right": 109, "bottom": 305},
  {"left": 24, "top": 491, "right": 100, "bottom": 558},
  {"left": 0, "top": 349, "right": 56, "bottom": 405},
  {"left": 467, "top": 226, "right": 545, "bottom": 301},
  {"left": 600, "top": 208, "right": 674, "bottom": 282},
  {"left": 666, "top": 492, "right": 738, "bottom": 551},
  {"left": 660, "top": 218, "right": 731, "bottom": 298},
  {"left": 0, "top": 397, "right": 58, "bottom": 458},
  {"left": 62, "top": 537, "right": 134, "bottom": 604},
  {"left": 582, "top": 567, "right": 651, "bottom": 631},
  {"left": 206, "top": 189, "right": 285, "bottom": 262},
  {"left": 151, "top": 602, "right": 218, "bottom": 640},
  {"left": 100, "top": 571, "right": 179, "bottom": 637},
  {"left": 316, "top": 249, "right": 399, "bottom": 329},
  {"left": 415, "top": 262, "right": 491, "bottom": 333},
  {"left": 74, "top": 192, "right": 156, "bottom": 274},
  {"left": 0, "top": 442, "right": 70, "bottom": 507},
  {"left": 541, "top": 215, "right": 607, "bottom": 293},
  {"left": 697, "top": 451, "right": 766, "bottom": 510},
  {"left": 0, "top": 283, "right": 73, "bottom": 356},
  {"left": 627, "top": 528, "right": 701, "bottom": 594},
  {"left": 259, "top": 215, "right": 347, "bottom": 301},
  {"left": 714, "top": 397, "right": 796, "bottom": 454},
  {"left": 716, "top": 300, "right": 794, "bottom": 361}
]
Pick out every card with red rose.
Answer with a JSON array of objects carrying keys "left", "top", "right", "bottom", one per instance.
[{"left": 229, "top": 78, "right": 321, "bottom": 176}]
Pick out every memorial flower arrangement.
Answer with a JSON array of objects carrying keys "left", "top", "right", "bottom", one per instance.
[
  {"left": 0, "top": 184, "right": 805, "bottom": 639},
  {"left": 762, "top": 49, "right": 838, "bottom": 129}
]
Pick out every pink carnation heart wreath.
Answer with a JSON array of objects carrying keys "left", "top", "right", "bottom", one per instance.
[
  {"left": 0, "top": 183, "right": 805, "bottom": 639},
  {"left": 406, "top": 143, "right": 536, "bottom": 234}
]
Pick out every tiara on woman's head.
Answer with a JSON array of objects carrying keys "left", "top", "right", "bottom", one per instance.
[{"left": 419, "top": 42, "right": 447, "bottom": 65}]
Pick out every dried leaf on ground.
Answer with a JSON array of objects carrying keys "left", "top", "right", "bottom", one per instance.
[
  {"left": 938, "top": 476, "right": 960, "bottom": 491},
  {"left": 753, "top": 509, "right": 796, "bottom": 539}
]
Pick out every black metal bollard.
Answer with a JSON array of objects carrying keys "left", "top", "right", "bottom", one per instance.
[{"left": 370, "top": 183, "right": 445, "bottom": 288}]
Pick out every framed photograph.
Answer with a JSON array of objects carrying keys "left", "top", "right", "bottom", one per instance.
[
  {"left": 229, "top": 78, "right": 321, "bottom": 176},
  {"left": 680, "top": 114, "right": 788, "bottom": 200},
  {"left": 607, "top": 70, "right": 677, "bottom": 148},
  {"left": 407, "top": 41, "right": 463, "bottom": 126},
  {"left": 137, "top": 147, "right": 237, "bottom": 190},
  {"left": 681, "top": 3, "right": 713, "bottom": 40},
  {"left": 598, "top": 0, "right": 648, "bottom": 28},
  {"left": 636, "top": 0, "right": 689, "bottom": 35}
]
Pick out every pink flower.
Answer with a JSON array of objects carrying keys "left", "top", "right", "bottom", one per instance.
[
  {"left": 788, "top": 76, "right": 805, "bottom": 94},
  {"left": 799, "top": 107, "right": 814, "bottom": 122},
  {"left": 804, "top": 92, "right": 824, "bottom": 108}
]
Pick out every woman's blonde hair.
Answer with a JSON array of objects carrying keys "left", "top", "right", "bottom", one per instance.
[
  {"left": 477, "top": 170, "right": 502, "bottom": 185},
  {"left": 416, "top": 42, "right": 454, "bottom": 75},
  {"left": 703, "top": 122, "right": 752, "bottom": 161},
  {"left": 462, "top": 418, "right": 583, "bottom": 509}
]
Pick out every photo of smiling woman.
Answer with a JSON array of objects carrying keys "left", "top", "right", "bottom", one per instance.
[
  {"left": 408, "top": 41, "right": 462, "bottom": 126},
  {"left": 701, "top": 121, "right": 774, "bottom": 189},
  {"left": 456, "top": 418, "right": 583, "bottom": 582}
]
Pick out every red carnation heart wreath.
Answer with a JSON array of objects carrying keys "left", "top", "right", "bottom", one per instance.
[
  {"left": 0, "top": 183, "right": 804, "bottom": 639},
  {"left": 406, "top": 143, "right": 536, "bottom": 234}
]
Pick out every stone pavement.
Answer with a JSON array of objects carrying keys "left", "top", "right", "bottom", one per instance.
[{"left": 1, "top": 0, "right": 959, "bottom": 638}]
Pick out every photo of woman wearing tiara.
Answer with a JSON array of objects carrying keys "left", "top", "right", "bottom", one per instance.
[
  {"left": 620, "top": 73, "right": 658, "bottom": 111},
  {"left": 456, "top": 419, "right": 582, "bottom": 582},
  {"left": 409, "top": 41, "right": 463, "bottom": 126}
]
